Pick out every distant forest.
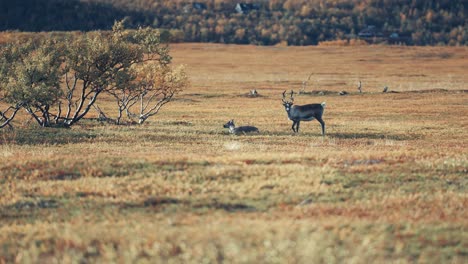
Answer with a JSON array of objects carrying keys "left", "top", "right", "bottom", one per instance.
[{"left": 0, "top": 0, "right": 466, "bottom": 46}]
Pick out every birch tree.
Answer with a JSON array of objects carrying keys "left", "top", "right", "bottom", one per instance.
[
  {"left": 127, "top": 63, "right": 188, "bottom": 125},
  {"left": 0, "top": 39, "right": 62, "bottom": 128}
]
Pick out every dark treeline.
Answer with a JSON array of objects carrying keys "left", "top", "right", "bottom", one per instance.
[
  {"left": 0, "top": 0, "right": 135, "bottom": 31},
  {"left": 0, "top": 0, "right": 466, "bottom": 46}
]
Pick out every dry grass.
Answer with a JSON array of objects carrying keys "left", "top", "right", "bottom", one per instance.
[{"left": 1, "top": 44, "right": 467, "bottom": 263}]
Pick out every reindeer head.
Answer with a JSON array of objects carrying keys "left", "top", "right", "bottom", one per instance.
[
  {"left": 223, "top": 119, "right": 235, "bottom": 128},
  {"left": 282, "top": 90, "right": 295, "bottom": 112}
]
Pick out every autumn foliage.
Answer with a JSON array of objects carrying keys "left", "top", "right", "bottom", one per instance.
[
  {"left": 0, "top": 22, "right": 188, "bottom": 128},
  {"left": 0, "top": 0, "right": 466, "bottom": 46}
]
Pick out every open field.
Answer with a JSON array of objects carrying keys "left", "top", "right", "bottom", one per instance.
[{"left": 1, "top": 44, "right": 467, "bottom": 263}]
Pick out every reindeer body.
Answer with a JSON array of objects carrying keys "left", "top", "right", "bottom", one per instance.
[
  {"left": 223, "top": 120, "right": 259, "bottom": 135},
  {"left": 282, "top": 91, "right": 326, "bottom": 135}
]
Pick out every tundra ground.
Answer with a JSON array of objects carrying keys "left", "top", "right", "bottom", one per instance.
[{"left": 1, "top": 44, "right": 467, "bottom": 263}]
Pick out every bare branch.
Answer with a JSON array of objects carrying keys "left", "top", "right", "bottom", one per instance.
[{"left": 0, "top": 106, "right": 21, "bottom": 129}]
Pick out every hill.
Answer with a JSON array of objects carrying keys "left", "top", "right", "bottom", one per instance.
[{"left": 0, "top": 0, "right": 466, "bottom": 45}]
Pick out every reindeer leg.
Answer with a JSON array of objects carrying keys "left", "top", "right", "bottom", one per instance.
[
  {"left": 296, "top": 121, "right": 300, "bottom": 133},
  {"left": 317, "top": 118, "right": 325, "bottom": 136},
  {"left": 291, "top": 121, "right": 296, "bottom": 133}
]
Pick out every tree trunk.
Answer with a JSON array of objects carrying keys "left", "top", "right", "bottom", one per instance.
[
  {"left": 116, "top": 108, "right": 123, "bottom": 125},
  {"left": 138, "top": 116, "right": 147, "bottom": 125}
]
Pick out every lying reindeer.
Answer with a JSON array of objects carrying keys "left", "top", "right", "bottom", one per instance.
[{"left": 223, "top": 120, "right": 259, "bottom": 135}]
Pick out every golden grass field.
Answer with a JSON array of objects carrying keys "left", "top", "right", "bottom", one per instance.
[{"left": 1, "top": 43, "right": 467, "bottom": 263}]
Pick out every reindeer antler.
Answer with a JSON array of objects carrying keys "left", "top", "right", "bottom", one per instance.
[{"left": 283, "top": 90, "right": 296, "bottom": 103}]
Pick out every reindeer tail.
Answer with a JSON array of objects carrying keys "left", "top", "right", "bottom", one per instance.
[{"left": 321, "top": 102, "right": 326, "bottom": 108}]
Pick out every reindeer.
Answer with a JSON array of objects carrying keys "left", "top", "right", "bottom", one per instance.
[
  {"left": 282, "top": 90, "right": 326, "bottom": 135},
  {"left": 249, "top": 89, "right": 258, "bottom": 97},
  {"left": 223, "top": 120, "right": 259, "bottom": 135}
]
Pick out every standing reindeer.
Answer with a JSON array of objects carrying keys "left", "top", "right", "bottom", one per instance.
[{"left": 282, "top": 90, "right": 326, "bottom": 135}]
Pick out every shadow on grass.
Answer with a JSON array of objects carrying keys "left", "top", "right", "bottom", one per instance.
[
  {"left": 328, "top": 132, "right": 420, "bottom": 141},
  {"left": 9, "top": 199, "right": 60, "bottom": 210},
  {"left": 185, "top": 93, "right": 226, "bottom": 99},
  {"left": 124, "top": 197, "right": 259, "bottom": 213},
  {"left": 1, "top": 159, "right": 156, "bottom": 181},
  {"left": 0, "top": 128, "right": 97, "bottom": 145},
  {"left": 0, "top": 198, "right": 62, "bottom": 222}
]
